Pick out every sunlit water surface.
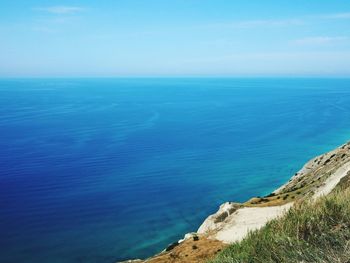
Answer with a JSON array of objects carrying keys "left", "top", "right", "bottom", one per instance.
[{"left": 1, "top": 78, "right": 350, "bottom": 262}]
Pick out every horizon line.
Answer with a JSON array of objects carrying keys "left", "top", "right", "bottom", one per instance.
[{"left": 1, "top": 75, "right": 350, "bottom": 79}]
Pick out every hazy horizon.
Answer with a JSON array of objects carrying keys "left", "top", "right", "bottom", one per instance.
[{"left": 1, "top": 0, "right": 350, "bottom": 77}]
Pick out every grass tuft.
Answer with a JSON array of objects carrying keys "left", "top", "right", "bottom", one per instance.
[{"left": 209, "top": 188, "right": 350, "bottom": 263}]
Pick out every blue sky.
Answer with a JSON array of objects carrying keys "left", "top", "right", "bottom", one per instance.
[{"left": 1, "top": 0, "right": 350, "bottom": 77}]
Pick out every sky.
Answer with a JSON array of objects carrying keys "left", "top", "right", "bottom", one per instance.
[{"left": 1, "top": 0, "right": 350, "bottom": 77}]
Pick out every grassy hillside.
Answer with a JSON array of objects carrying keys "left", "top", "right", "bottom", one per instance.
[{"left": 210, "top": 174, "right": 350, "bottom": 263}]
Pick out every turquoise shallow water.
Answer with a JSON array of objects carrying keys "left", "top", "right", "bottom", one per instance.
[{"left": 1, "top": 78, "right": 350, "bottom": 262}]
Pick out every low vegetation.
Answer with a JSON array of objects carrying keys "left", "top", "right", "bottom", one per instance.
[{"left": 210, "top": 178, "right": 350, "bottom": 263}]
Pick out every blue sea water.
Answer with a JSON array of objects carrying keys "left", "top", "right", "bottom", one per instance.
[{"left": 1, "top": 78, "right": 350, "bottom": 263}]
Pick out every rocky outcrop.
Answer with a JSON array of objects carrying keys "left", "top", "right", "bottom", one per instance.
[
  {"left": 198, "top": 202, "right": 292, "bottom": 244},
  {"left": 197, "top": 202, "right": 241, "bottom": 234},
  {"left": 275, "top": 141, "right": 350, "bottom": 196}
]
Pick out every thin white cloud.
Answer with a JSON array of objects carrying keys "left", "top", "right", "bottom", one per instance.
[
  {"left": 293, "top": 36, "right": 349, "bottom": 45},
  {"left": 35, "top": 6, "right": 84, "bottom": 15},
  {"left": 318, "top": 12, "right": 350, "bottom": 19},
  {"left": 234, "top": 19, "right": 303, "bottom": 28},
  {"left": 31, "top": 6, "right": 85, "bottom": 33},
  {"left": 208, "top": 12, "right": 350, "bottom": 30},
  {"left": 208, "top": 18, "right": 304, "bottom": 29}
]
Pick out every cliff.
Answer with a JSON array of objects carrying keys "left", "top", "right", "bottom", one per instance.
[{"left": 120, "top": 141, "right": 350, "bottom": 263}]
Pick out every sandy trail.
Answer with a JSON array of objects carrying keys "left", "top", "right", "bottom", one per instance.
[
  {"left": 313, "top": 161, "right": 350, "bottom": 199},
  {"left": 201, "top": 161, "right": 350, "bottom": 244},
  {"left": 213, "top": 203, "right": 292, "bottom": 243}
]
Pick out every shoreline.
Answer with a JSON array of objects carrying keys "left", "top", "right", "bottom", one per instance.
[{"left": 121, "top": 141, "right": 350, "bottom": 263}]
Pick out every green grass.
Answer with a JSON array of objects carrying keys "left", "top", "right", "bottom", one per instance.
[{"left": 210, "top": 187, "right": 350, "bottom": 263}]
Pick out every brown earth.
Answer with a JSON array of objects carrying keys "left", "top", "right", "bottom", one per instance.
[{"left": 122, "top": 236, "right": 226, "bottom": 263}]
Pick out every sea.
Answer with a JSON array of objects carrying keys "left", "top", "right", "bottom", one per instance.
[{"left": 1, "top": 78, "right": 350, "bottom": 263}]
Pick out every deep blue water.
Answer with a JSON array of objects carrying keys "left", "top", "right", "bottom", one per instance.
[{"left": 1, "top": 78, "right": 350, "bottom": 263}]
